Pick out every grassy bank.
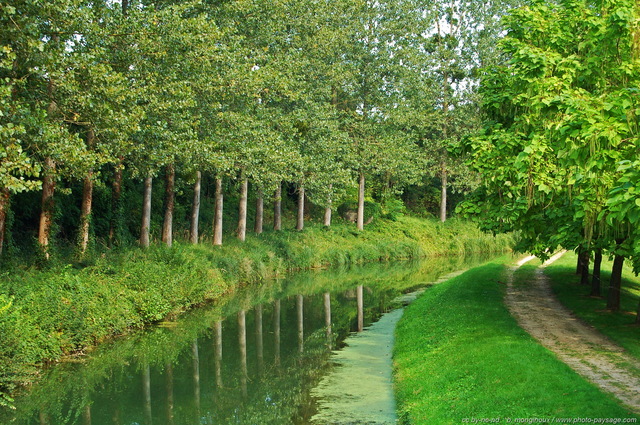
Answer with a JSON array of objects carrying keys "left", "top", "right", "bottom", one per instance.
[
  {"left": 543, "top": 252, "right": 640, "bottom": 358},
  {"left": 393, "top": 259, "right": 638, "bottom": 424},
  {"left": 0, "top": 216, "right": 511, "bottom": 408}
]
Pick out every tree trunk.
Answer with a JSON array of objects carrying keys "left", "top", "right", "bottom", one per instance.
[
  {"left": 296, "top": 184, "right": 305, "bottom": 231},
  {"left": 213, "top": 177, "right": 223, "bottom": 246},
  {"left": 38, "top": 157, "right": 56, "bottom": 259},
  {"left": 440, "top": 165, "right": 447, "bottom": 222},
  {"left": 273, "top": 183, "right": 282, "bottom": 231},
  {"left": 190, "top": 171, "right": 201, "bottom": 244},
  {"left": 79, "top": 171, "right": 94, "bottom": 257},
  {"left": 237, "top": 177, "right": 248, "bottom": 241},
  {"left": 607, "top": 252, "right": 625, "bottom": 311},
  {"left": 140, "top": 176, "right": 152, "bottom": 248},
  {"left": 579, "top": 250, "right": 590, "bottom": 286},
  {"left": 162, "top": 164, "right": 175, "bottom": 247},
  {"left": 576, "top": 248, "right": 583, "bottom": 274},
  {"left": 78, "top": 129, "right": 95, "bottom": 258},
  {"left": 324, "top": 206, "right": 332, "bottom": 227},
  {"left": 254, "top": 189, "right": 263, "bottom": 235},
  {"left": 324, "top": 184, "right": 332, "bottom": 227},
  {"left": 0, "top": 188, "right": 10, "bottom": 256},
  {"left": 357, "top": 172, "right": 365, "bottom": 231},
  {"left": 108, "top": 159, "right": 123, "bottom": 247},
  {"left": 591, "top": 248, "right": 602, "bottom": 297}
]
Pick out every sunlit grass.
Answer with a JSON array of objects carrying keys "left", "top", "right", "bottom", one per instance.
[{"left": 393, "top": 259, "right": 639, "bottom": 424}]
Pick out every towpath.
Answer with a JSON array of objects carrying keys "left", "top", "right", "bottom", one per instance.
[{"left": 506, "top": 252, "right": 640, "bottom": 413}]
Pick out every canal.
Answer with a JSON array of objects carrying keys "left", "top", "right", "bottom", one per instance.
[{"left": 3, "top": 255, "right": 491, "bottom": 425}]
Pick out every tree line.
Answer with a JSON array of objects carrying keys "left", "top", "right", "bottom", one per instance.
[
  {"left": 461, "top": 0, "right": 640, "bottom": 319},
  {"left": 0, "top": 0, "right": 516, "bottom": 260}
]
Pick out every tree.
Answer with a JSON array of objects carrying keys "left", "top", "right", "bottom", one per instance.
[{"left": 461, "top": 0, "right": 640, "bottom": 312}]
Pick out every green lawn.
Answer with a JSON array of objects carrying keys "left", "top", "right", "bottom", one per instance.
[{"left": 393, "top": 258, "right": 639, "bottom": 424}]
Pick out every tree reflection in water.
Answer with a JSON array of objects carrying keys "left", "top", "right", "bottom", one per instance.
[{"left": 3, "top": 255, "right": 492, "bottom": 425}]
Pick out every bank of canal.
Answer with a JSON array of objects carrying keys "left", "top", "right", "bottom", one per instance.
[{"left": 2, "top": 255, "right": 493, "bottom": 425}]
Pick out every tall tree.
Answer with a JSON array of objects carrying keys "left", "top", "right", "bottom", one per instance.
[{"left": 462, "top": 0, "right": 639, "bottom": 312}]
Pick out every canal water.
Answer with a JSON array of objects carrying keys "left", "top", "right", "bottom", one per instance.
[{"left": 3, "top": 255, "right": 492, "bottom": 425}]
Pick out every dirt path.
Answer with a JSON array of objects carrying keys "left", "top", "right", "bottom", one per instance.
[{"left": 505, "top": 252, "right": 640, "bottom": 413}]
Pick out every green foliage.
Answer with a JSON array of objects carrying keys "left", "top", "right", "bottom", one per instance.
[
  {"left": 461, "top": 0, "right": 640, "bottom": 264},
  {"left": 394, "top": 259, "right": 639, "bottom": 423}
]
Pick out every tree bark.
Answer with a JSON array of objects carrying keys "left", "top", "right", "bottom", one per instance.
[
  {"left": 213, "top": 177, "right": 223, "bottom": 246},
  {"left": 79, "top": 171, "right": 94, "bottom": 257},
  {"left": 324, "top": 206, "right": 332, "bottom": 227},
  {"left": 254, "top": 189, "right": 263, "bottom": 235},
  {"left": 108, "top": 158, "right": 124, "bottom": 247},
  {"left": 162, "top": 164, "right": 175, "bottom": 247},
  {"left": 357, "top": 172, "right": 365, "bottom": 231},
  {"left": 38, "top": 157, "right": 56, "bottom": 259},
  {"left": 140, "top": 176, "right": 152, "bottom": 248},
  {"left": 440, "top": 165, "right": 447, "bottom": 222},
  {"left": 324, "top": 184, "right": 332, "bottom": 227},
  {"left": 190, "top": 171, "right": 201, "bottom": 244},
  {"left": 576, "top": 248, "right": 583, "bottom": 274},
  {"left": 273, "top": 183, "right": 282, "bottom": 231},
  {"left": 237, "top": 177, "right": 248, "bottom": 241},
  {"left": 296, "top": 184, "right": 305, "bottom": 231},
  {"left": 78, "top": 129, "right": 95, "bottom": 258},
  {"left": 591, "top": 248, "right": 602, "bottom": 297},
  {"left": 0, "top": 188, "right": 10, "bottom": 256},
  {"left": 607, "top": 252, "right": 625, "bottom": 311},
  {"left": 579, "top": 250, "right": 590, "bottom": 286}
]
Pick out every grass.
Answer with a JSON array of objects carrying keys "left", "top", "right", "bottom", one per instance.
[
  {"left": 0, "top": 216, "right": 512, "bottom": 409},
  {"left": 393, "top": 258, "right": 639, "bottom": 424},
  {"left": 543, "top": 251, "right": 640, "bottom": 359}
]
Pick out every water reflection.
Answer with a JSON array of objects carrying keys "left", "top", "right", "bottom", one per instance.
[
  {"left": 214, "top": 320, "right": 223, "bottom": 389},
  {"left": 357, "top": 285, "right": 364, "bottom": 332},
  {"left": 324, "top": 292, "right": 332, "bottom": 349},
  {"left": 3, "top": 255, "right": 496, "bottom": 425}
]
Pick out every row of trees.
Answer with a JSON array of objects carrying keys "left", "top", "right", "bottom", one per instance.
[
  {"left": 0, "top": 0, "right": 519, "bottom": 259},
  {"left": 461, "top": 0, "right": 640, "bottom": 317}
]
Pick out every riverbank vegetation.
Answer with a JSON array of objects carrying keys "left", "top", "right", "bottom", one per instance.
[
  {"left": 0, "top": 216, "right": 511, "bottom": 409},
  {"left": 393, "top": 259, "right": 639, "bottom": 424}
]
